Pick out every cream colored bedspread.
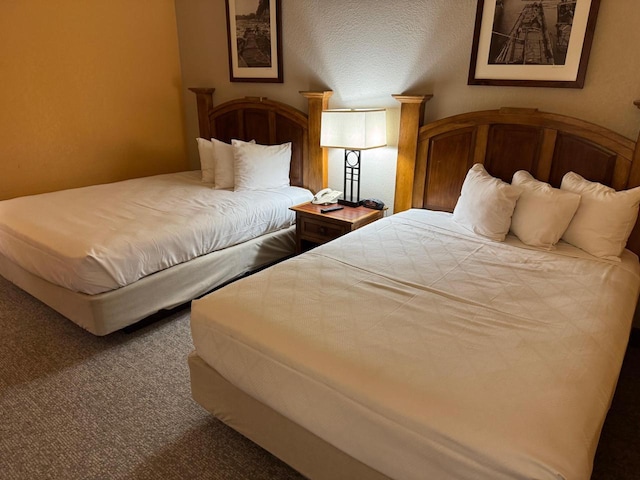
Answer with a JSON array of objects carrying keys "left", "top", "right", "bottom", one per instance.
[
  {"left": 0, "top": 171, "right": 312, "bottom": 294},
  {"left": 191, "top": 209, "right": 640, "bottom": 480}
]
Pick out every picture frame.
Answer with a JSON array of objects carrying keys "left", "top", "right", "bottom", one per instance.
[
  {"left": 468, "top": 0, "right": 601, "bottom": 88},
  {"left": 225, "top": 0, "right": 283, "bottom": 83}
]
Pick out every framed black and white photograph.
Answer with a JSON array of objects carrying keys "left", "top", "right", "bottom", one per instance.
[
  {"left": 468, "top": 0, "right": 600, "bottom": 88},
  {"left": 225, "top": 0, "right": 283, "bottom": 83}
]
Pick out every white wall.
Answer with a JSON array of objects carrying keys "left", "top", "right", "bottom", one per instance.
[{"left": 175, "top": 0, "right": 640, "bottom": 212}]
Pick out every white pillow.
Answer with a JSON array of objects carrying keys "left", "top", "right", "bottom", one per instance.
[
  {"left": 212, "top": 138, "right": 255, "bottom": 189},
  {"left": 510, "top": 170, "right": 581, "bottom": 249},
  {"left": 196, "top": 138, "right": 215, "bottom": 183},
  {"left": 232, "top": 140, "right": 291, "bottom": 191},
  {"left": 452, "top": 163, "right": 521, "bottom": 241},
  {"left": 561, "top": 172, "right": 640, "bottom": 260}
]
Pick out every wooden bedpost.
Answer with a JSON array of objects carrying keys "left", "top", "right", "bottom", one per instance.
[
  {"left": 392, "top": 94, "right": 433, "bottom": 213},
  {"left": 629, "top": 100, "right": 640, "bottom": 188},
  {"left": 189, "top": 88, "right": 216, "bottom": 139},
  {"left": 300, "top": 90, "right": 333, "bottom": 193},
  {"left": 624, "top": 100, "right": 640, "bottom": 254}
]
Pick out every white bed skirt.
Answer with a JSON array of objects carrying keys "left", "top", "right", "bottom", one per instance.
[{"left": 1, "top": 226, "right": 295, "bottom": 335}]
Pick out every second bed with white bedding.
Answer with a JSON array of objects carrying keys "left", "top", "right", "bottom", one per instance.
[
  {"left": 191, "top": 209, "right": 640, "bottom": 480},
  {"left": 0, "top": 171, "right": 312, "bottom": 294}
]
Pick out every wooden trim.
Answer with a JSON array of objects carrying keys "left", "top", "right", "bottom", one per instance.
[
  {"left": 473, "top": 124, "right": 489, "bottom": 165},
  {"left": 537, "top": 128, "right": 557, "bottom": 182},
  {"left": 300, "top": 90, "right": 333, "bottom": 193},
  {"left": 188, "top": 88, "right": 215, "bottom": 140},
  {"left": 628, "top": 101, "right": 640, "bottom": 189},
  {"left": 189, "top": 88, "right": 332, "bottom": 192},
  {"left": 392, "top": 94, "right": 433, "bottom": 213},
  {"left": 418, "top": 109, "right": 635, "bottom": 157},
  {"left": 412, "top": 139, "right": 429, "bottom": 208},
  {"left": 394, "top": 101, "right": 640, "bottom": 256},
  {"left": 209, "top": 96, "right": 307, "bottom": 126},
  {"left": 626, "top": 101, "right": 640, "bottom": 254}
]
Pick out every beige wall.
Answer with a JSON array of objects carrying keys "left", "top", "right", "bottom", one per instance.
[
  {"left": 175, "top": 0, "right": 640, "bottom": 212},
  {"left": 0, "top": 0, "right": 187, "bottom": 201}
]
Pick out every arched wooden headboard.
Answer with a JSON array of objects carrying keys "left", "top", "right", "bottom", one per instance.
[
  {"left": 189, "top": 88, "right": 332, "bottom": 193},
  {"left": 394, "top": 96, "right": 640, "bottom": 256}
]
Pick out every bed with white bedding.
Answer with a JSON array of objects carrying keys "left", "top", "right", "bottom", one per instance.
[
  {"left": 188, "top": 101, "right": 640, "bottom": 479},
  {"left": 0, "top": 89, "right": 332, "bottom": 335},
  {"left": 191, "top": 209, "right": 640, "bottom": 479},
  {"left": 0, "top": 171, "right": 311, "bottom": 295}
]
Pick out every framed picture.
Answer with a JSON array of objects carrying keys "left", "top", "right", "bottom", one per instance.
[
  {"left": 225, "top": 0, "right": 283, "bottom": 83},
  {"left": 468, "top": 0, "right": 601, "bottom": 88}
]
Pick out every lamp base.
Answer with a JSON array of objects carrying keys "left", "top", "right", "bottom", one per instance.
[{"left": 338, "top": 198, "right": 361, "bottom": 208}]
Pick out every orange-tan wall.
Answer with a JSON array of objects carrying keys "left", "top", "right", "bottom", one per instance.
[{"left": 0, "top": 0, "right": 187, "bottom": 201}]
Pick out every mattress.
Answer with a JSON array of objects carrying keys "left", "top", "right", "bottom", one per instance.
[
  {"left": 0, "top": 171, "right": 312, "bottom": 294},
  {"left": 190, "top": 209, "right": 640, "bottom": 480}
]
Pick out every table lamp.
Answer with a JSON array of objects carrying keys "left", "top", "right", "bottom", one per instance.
[{"left": 320, "top": 108, "right": 387, "bottom": 207}]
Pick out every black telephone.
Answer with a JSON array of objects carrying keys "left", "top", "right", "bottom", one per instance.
[{"left": 361, "top": 198, "right": 385, "bottom": 210}]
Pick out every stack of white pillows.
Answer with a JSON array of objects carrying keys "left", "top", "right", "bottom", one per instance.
[
  {"left": 196, "top": 137, "right": 292, "bottom": 191},
  {"left": 452, "top": 163, "right": 640, "bottom": 261}
]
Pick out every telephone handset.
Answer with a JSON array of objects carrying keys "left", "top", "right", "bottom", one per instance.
[{"left": 312, "top": 188, "right": 342, "bottom": 205}]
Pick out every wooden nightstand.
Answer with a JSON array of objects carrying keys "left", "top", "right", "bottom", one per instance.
[{"left": 290, "top": 202, "right": 385, "bottom": 254}]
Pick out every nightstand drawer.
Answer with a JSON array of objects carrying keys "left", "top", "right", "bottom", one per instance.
[
  {"left": 299, "top": 216, "right": 350, "bottom": 243},
  {"left": 291, "top": 201, "right": 385, "bottom": 254}
]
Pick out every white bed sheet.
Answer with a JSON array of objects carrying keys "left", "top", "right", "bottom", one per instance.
[
  {"left": 0, "top": 171, "right": 312, "bottom": 294},
  {"left": 191, "top": 209, "right": 640, "bottom": 480}
]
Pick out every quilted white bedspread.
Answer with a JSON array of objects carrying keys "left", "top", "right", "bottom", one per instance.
[
  {"left": 0, "top": 171, "right": 312, "bottom": 294},
  {"left": 191, "top": 209, "right": 640, "bottom": 480}
]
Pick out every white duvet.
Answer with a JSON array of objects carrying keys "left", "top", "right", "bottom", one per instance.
[
  {"left": 0, "top": 171, "right": 312, "bottom": 294},
  {"left": 191, "top": 209, "right": 640, "bottom": 480}
]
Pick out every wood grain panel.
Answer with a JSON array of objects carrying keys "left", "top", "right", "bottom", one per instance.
[
  {"left": 212, "top": 111, "right": 241, "bottom": 143},
  {"left": 423, "top": 129, "right": 475, "bottom": 211},
  {"left": 548, "top": 133, "right": 616, "bottom": 187},
  {"left": 189, "top": 87, "right": 215, "bottom": 141},
  {"left": 412, "top": 140, "right": 429, "bottom": 208},
  {"left": 536, "top": 129, "right": 558, "bottom": 182},
  {"left": 392, "top": 95, "right": 432, "bottom": 212},
  {"left": 300, "top": 91, "right": 333, "bottom": 193},
  {"left": 274, "top": 115, "right": 305, "bottom": 187},
  {"left": 395, "top": 102, "right": 640, "bottom": 256},
  {"left": 243, "top": 109, "right": 271, "bottom": 144},
  {"left": 484, "top": 125, "right": 542, "bottom": 183},
  {"left": 190, "top": 89, "right": 332, "bottom": 191}
]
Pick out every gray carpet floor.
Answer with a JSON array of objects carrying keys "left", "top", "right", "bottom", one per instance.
[
  {"left": 0, "top": 276, "right": 304, "bottom": 480},
  {"left": 1, "top": 274, "right": 638, "bottom": 479}
]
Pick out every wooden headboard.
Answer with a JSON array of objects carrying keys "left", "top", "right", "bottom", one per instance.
[
  {"left": 394, "top": 96, "right": 640, "bottom": 255},
  {"left": 189, "top": 88, "right": 332, "bottom": 193}
]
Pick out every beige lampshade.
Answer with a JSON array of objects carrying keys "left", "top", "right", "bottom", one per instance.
[{"left": 320, "top": 109, "right": 387, "bottom": 150}]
